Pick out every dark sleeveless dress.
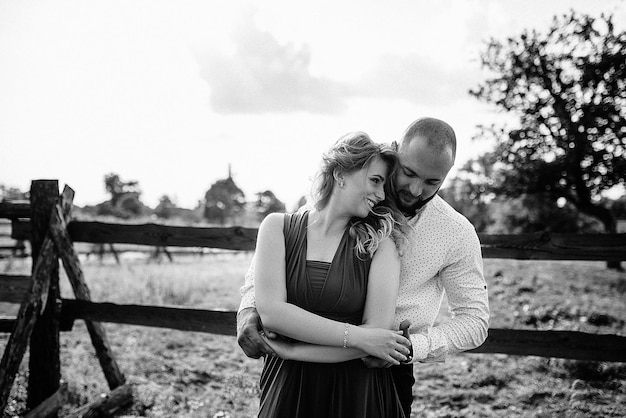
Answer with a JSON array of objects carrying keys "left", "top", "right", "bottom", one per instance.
[{"left": 258, "top": 211, "right": 405, "bottom": 418}]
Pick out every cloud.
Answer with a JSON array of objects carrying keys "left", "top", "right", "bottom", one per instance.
[
  {"left": 352, "top": 53, "right": 482, "bottom": 106},
  {"left": 194, "top": 11, "right": 348, "bottom": 114}
]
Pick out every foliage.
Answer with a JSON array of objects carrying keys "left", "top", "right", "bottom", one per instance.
[
  {"left": 603, "top": 193, "right": 626, "bottom": 219},
  {"left": 104, "top": 173, "right": 141, "bottom": 205},
  {"left": 438, "top": 184, "right": 491, "bottom": 233},
  {"left": 295, "top": 195, "right": 309, "bottom": 212},
  {"left": 255, "top": 190, "right": 285, "bottom": 220},
  {"left": 203, "top": 176, "right": 246, "bottom": 225},
  {"left": 442, "top": 156, "right": 604, "bottom": 234},
  {"left": 98, "top": 173, "right": 150, "bottom": 219},
  {"left": 487, "top": 194, "right": 602, "bottom": 234},
  {"left": 469, "top": 10, "right": 626, "bottom": 234},
  {"left": 0, "top": 184, "right": 28, "bottom": 202},
  {"left": 154, "top": 195, "right": 177, "bottom": 219},
  {"left": 154, "top": 195, "right": 204, "bottom": 224}
]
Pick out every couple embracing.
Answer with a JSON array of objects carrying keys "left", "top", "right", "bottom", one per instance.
[{"left": 237, "top": 117, "right": 490, "bottom": 417}]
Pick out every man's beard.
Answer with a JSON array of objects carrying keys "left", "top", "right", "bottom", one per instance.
[{"left": 396, "top": 188, "right": 440, "bottom": 218}]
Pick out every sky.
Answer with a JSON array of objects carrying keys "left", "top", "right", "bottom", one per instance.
[{"left": 1, "top": 0, "right": 624, "bottom": 210}]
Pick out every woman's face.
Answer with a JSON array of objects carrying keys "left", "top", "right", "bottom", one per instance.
[{"left": 341, "top": 157, "right": 388, "bottom": 218}]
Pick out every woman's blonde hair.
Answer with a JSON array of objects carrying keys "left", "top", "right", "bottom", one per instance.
[{"left": 309, "top": 132, "right": 406, "bottom": 259}]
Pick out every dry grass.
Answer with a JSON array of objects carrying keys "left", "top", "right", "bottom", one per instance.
[{"left": 1, "top": 254, "right": 625, "bottom": 417}]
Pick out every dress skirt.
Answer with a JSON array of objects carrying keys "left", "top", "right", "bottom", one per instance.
[{"left": 259, "top": 355, "right": 405, "bottom": 418}]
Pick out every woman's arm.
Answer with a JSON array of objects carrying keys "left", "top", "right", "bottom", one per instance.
[
  {"left": 265, "top": 338, "right": 366, "bottom": 363},
  {"left": 258, "top": 236, "right": 407, "bottom": 363},
  {"left": 361, "top": 237, "right": 401, "bottom": 329},
  {"left": 255, "top": 213, "right": 349, "bottom": 347}
]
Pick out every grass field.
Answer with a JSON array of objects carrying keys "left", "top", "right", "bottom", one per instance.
[{"left": 1, "top": 252, "right": 625, "bottom": 417}]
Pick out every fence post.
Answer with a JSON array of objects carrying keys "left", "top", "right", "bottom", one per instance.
[{"left": 27, "top": 180, "right": 61, "bottom": 411}]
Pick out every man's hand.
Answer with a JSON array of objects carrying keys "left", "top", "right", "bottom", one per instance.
[
  {"left": 362, "top": 320, "right": 414, "bottom": 368},
  {"left": 237, "top": 307, "right": 276, "bottom": 359}
]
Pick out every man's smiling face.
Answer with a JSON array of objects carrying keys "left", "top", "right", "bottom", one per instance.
[{"left": 394, "top": 135, "right": 454, "bottom": 215}]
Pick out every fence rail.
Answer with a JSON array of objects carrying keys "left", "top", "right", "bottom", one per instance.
[
  {"left": 1, "top": 293, "right": 624, "bottom": 363},
  {"left": 8, "top": 218, "right": 626, "bottom": 261}
]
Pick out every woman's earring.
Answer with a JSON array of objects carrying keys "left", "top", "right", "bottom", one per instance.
[{"left": 339, "top": 181, "right": 344, "bottom": 188}]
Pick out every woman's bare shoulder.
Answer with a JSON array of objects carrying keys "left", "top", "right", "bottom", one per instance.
[
  {"left": 375, "top": 237, "right": 400, "bottom": 261},
  {"left": 258, "top": 212, "right": 285, "bottom": 233}
]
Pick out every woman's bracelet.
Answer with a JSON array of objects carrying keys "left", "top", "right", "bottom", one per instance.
[{"left": 343, "top": 323, "right": 349, "bottom": 349}]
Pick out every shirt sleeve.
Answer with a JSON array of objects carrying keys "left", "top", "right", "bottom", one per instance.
[
  {"left": 238, "top": 253, "right": 257, "bottom": 313},
  {"left": 410, "top": 224, "right": 490, "bottom": 363}
]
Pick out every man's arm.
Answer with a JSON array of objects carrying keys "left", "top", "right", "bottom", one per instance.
[
  {"left": 237, "top": 255, "right": 276, "bottom": 358},
  {"left": 409, "top": 225, "right": 489, "bottom": 363},
  {"left": 237, "top": 253, "right": 257, "bottom": 319}
]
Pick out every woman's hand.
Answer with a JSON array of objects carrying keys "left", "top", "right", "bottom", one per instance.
[
  {"left": 350, "top": 326, "right": 411, "bottom": 364},
  {"left": 261, "top": 333, "right": 293, "bottom": 360}
]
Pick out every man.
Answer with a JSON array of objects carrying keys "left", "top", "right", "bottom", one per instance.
[{"left": 237, "top": 117, "right": 489, "bottom": 417}]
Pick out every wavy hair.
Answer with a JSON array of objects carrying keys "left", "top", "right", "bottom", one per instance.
[{"left": 309, "top": 132, "right": 406, "bottom": 259}]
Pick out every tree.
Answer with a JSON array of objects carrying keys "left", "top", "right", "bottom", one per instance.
[
  {"left": 295, "top": 195, "right": 309, "bottom": 212},
  {"left": 0, "top": 184, "right": 28, "bottom": 201},
  {"left": 98, "top": 173, "right": 148, "bottom": 219},
  {"left": 203, "top": 176, "right": 246, "bottom": 225},
  {"left": 154, "top": 195, "right": 177, "bottom": 219},
  {"left": 104, "top": 173, "right": 141, "bottom": 205},
  {"left": 255, "top": 190, "right": 286, "bottom": 220},
  {"left": 470, "top": 10, "right": 625, "bottom": 268},
  {"left": 445, "top": 155, "right": 603, "bottom": 234}
]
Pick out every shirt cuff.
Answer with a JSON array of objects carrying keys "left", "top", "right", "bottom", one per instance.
[
  {"left": 238, "top": 291, "right": 256, "bottom": 313},
  {"left": 410, "top": 327, "right": 449, "bottom": 363},
  {"left": 410, "top": 334, "right": 430, "bottom": 361}
]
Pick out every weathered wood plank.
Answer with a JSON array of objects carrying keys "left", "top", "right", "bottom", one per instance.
[
  {"left": 11, "top": 220, "right": 625, "bottom": 260},
  {"left": 66, "top": 383, "right": 133, "bottom": 418},
  {"left": 12, "top": 220, "right": 258, "bottom": 250},
  {"left": 0, "top": 237, "right": 55, "bottom": 412},
  {"left": 0, "top": 201, "right": 30, "bottom": 220},
  {"left": 61, "top": 299, "right": 237, "bottom": 336},
  {"left": 479, "top": 232, "right": 626, "bottom": 261},
  {"left": 468, "top": 328, "right": 626, "bottom": 362},
  {"left": 24, "top": 381, "right": 68, "bottom": 418},
  {"left": 27, "top": 180, "right": 61, "bottom": 411},
  {"left": 0, "top": 274, "right": 31, "bottom": 303},
  {"left": 68, "top": 221, "right": 259, "bottom": 250},
  {"left": 0, "top": 317, "right": 73, "bottom": 334},
  {"left": 50, "top": 189, "right": 126, "bottom": 390},
  {"left": 0, "top": 317, "right": 18, "bottom": 333},
  {"left": 58, "top": 300, "right": 626, "bottom": 362}
]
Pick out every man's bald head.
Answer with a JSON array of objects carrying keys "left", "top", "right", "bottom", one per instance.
[{"left": 400, "top": 117, "right": 457, "bottom": 162}]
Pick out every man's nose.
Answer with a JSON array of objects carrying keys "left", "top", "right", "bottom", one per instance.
[{"left": 409, "top": 180, "right": 423, "bottom": 197}]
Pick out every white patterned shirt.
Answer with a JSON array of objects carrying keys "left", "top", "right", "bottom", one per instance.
[
  {"left": 238, "top": 195, "right": 490, "bottom": 363},
  {"left": 392, "top": 195, "right": 489, "bottom": 362}
]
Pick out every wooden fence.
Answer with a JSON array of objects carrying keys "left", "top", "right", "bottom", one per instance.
[{"left": 1, "top": 180, "right": 625, "bottom": 416}]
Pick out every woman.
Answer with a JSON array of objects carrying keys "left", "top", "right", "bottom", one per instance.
[{"left": 254, "top": 132, "right": 410, "bottom": 417}]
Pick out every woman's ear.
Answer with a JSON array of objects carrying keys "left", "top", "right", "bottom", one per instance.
[
  {"left": 333, "top": 170, "right": 345, "bottom": 188},
  {"left": 333, "top": 169, "right": 344, "bottom": 183}
]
